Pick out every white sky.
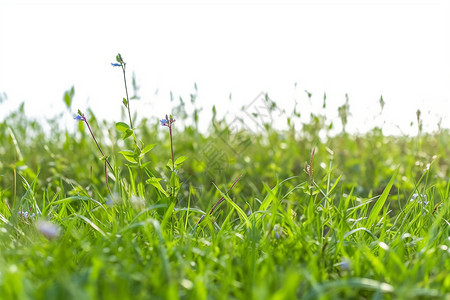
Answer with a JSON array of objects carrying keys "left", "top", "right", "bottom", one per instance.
[{"left": 0, "top": 0, "right": 449, "bottom": 135}]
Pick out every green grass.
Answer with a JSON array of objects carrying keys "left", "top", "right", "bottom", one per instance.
[{"left": 1, "top": 57, "right": 450, "bottom": 299}]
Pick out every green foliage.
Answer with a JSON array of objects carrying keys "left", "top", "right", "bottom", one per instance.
[
  {"left": 1, "top": 58, "right": 450, "bottom": 299},
  {"left": 63, "top": 86, "right": 75, "bottom": 109}
]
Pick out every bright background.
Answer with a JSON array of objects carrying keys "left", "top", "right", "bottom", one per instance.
[{"left": 1, "top": 0, "right": 449, "bottom": 135}]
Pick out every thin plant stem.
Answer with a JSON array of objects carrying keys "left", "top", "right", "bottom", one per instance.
[
  {"left": 105, "top": 160, "right": 113, "bottom": 195},
  {"left": 13, "top": 167, "right": 17, "bottom": 209},
  {"left": 169, "top": 124, "right": 175, "bottom": 198},
  {"left": 169, "top": 125, "right": 175, "bottom": 170},
  {"left": 83, "top": 117, "right": 114, "bottom": 173},
  {"left": 195, "top": 174, "right": 243, "bottom": 226},
  {"left": 161, "top": 115, "right": 177, "bottom": 198},
  {"left": 306, "top": 147, "right": 316, "bottom": 203},
  {"left": 117, "top": 58, "right": 145, "bottom": 186},
  {"left": 121, "top": 64, "right": 133, "bottom": 130}
]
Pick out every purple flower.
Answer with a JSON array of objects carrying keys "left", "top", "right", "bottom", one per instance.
[
  {"left": 111, "top": 63, "right": 121, "bottom": 67},
  {"left": 36, "top": 220, "right": 60, "bottom": 240},
  {"left": 74, "top": 115, "right": 85, "bottom": 122},
  {"left": 160, "top": 119, "right": 169, "bottom": 126}
]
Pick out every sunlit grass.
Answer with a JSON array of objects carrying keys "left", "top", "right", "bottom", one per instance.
[{"left": 1, "top": 56, "right": 450, "bottom": 299}]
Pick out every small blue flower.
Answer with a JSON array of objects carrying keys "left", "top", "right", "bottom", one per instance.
[
  {"left": 273, "top": 224, "right": 282, "bottom": 239},
  {"left": 18, "top": 211, "right": 35, "bottom": 220},
  {"left": 410, "top": 193, "right": 428, "bottom": 206},
  {"left": 74, "top": 115, "right": 85, "bottom": 121},
  {"left": 111, "top": 63, "right": 121, "bottom": 67},
  {"left": 160, "top": 119, "right": 169, "bottom": 126},
  {"left": 340, "top": 259, "right": 351, "bottom": 271}
]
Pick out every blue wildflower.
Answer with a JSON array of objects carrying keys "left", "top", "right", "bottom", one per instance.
[
  {"left": 410, "top": 193, "right": 428, "bottom": 206},
  {"left": 18, "top": 211, "right": 35, "bottom": 220},
  {"left": 160, "top": 119, "right": 169, "bottom": 126},
  {"left": 273, "top": 224, "right": 282, "bottom": 239},
  {"left": 74, "top": 115, "right": 85, "bottom": 121},
  {"left": 340, "top": 259, "right": 351, "bottom": 271},
  {"left": 111, "top": 63, "right": 121, "bottom": 67}
]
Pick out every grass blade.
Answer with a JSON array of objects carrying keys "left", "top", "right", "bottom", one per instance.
[{"left": 365, "top": 169, "right": 398, "bottom": 229}]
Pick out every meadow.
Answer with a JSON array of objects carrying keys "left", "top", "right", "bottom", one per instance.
[{"left": 1, "top": 55, "right": 449, "bottom": 299}]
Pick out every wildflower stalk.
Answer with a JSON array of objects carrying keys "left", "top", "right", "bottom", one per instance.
[
  {"left": 113, "top": 54, "right": 146, "bottom": 188},
  {"left": 169, "top": 121, "right": 175, "bottom": 171},
  {"left": 305, "top": 147, "right": 316, "bottom": 201},
  {"left": 121, "top": 62, "right": 133, "bottom": 130},
  {"left": 76, "top": 113, "right": 114, "bottom": 173},
  {"left": 114, "top": 54, "right": 134, "bottom": 130},
  {"left": 161, "top": 115, "right": 177, "bottom": 197},
  {"left": 75, "top": 113, "right": 114, "bottom": 195},
  {"left": 160, "top": 115, "right": 176, "bottom": 168}
]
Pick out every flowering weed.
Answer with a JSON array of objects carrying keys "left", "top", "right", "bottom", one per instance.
[{"left": 0, "top": 55, "right": 449, "bottom": 300}]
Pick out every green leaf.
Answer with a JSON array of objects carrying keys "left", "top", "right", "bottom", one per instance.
[
  {"left": 327, "top": 174, "right": 342, "bottom": 195},
  {"left": 365, "top": 169, "right": 398, "bottom": 229},
  {"left": 344, "top": 227, "right": 377, "bottom": 240},
  {"left": 146, "top": 177, "right": 169, "bottom": 197},
  {"left": 64, "top": 93, "right": 71, "bottom": 108},
  {"left": 118, "top": 150, "right": 137, "bottom": 163},
  {"left": 133, "top": 147, "right": 141, "bottom": 157},
  {"left": 122, "top": 129, "right": 133, "bottom": 140},
  {"left": 77, "top": 119, "right": 84, "bottom": 132},
  {"left": 175, "top": 156, "right": 188, "bottom": 165},
  {"left": 170, "top": 172, "right": 180, "bottom": 191},
  {"left": 141, "top": 161, "right": 151, "bottom": 168},
  {"left": 259, "top": 182, "right": 279, "bottom": 212},
  {"left": 166, "top": 159, "right": 174, "bottom": 170},
  {"left": 115, "top": 122, "right": 130, "bottom": 132},
  {"left": 122, "top": 98, "right": 128, "bottom": 107},
  {"left": 63, "top": 86, "right": 75, "bottom": 108},
  {"left": 141, "top": 144, "right": 156, "bottom": 155},
  {"left": 212, "top": 182, "right": 251, "bottom": 228}
]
